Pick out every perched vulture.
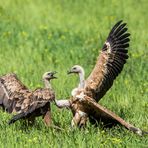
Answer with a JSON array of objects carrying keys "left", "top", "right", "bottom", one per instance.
[
  {"left": 65, "top": 20, "right": 148, "bottom": 135},
  {"left": 0, "top": 71, "right": 58, "bottom": 126}
]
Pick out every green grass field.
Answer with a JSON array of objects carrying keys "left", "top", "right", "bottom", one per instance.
[{"left": 0, "top": 0, "right": 147, "bottom": 147}]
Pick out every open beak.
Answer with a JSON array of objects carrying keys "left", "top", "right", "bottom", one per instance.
[
  {"left": 51, "top": 71, "right": 57, "bottom": 79},
  {"left": 67, "top": 70, "right": 72, "bottom": 75}
]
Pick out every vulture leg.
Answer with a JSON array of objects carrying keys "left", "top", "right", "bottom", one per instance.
[
  {"left": 71, "top": 110, "right": 88, "bottom": 128},
  {"left": 43, "top": 110, "right": 52, "bottom": 126},
  {"left": 71, "top": 112, "right": 81, "bottom": 127},
  {"left": 79, "top": 115, "right": 88, "bottom": 128}
]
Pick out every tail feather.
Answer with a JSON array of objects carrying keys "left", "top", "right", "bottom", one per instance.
[
  {"left": 8, "top": 104, "right": 37, "bottom": 125},
  {"left": 8, "top": 112, "right": 26, "bottom": 125}
]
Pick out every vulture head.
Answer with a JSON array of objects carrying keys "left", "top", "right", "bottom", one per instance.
[
  {"left": 67, "top": 65, "right": 84, "bottom": 75},
  {"left": 42, "top": 71, "right": 57, "bottom": 81},
  {"left": 67, "top": 65, "right": 85, "bottom": 91}
]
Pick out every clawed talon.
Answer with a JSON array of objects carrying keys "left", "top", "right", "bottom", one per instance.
[{"left": 71, "top": 110, "right": 88, "bottom": 128}]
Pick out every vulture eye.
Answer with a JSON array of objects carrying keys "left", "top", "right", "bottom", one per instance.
[{"left": 73, "top": 67, "right": 76, "bottom": 70}]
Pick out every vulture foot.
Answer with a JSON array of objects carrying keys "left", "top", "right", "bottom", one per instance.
[{"left": 71, "top": 110, "right": 88, "bottom": 128}]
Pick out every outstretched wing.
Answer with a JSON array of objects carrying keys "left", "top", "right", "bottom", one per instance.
[
  {"left": 78, "top": 96, "right": 144, "bottom": 135},
  {"left": 84, "top": 21, "right": 130, "bottom": 101},
  {"left": 0, "top": 73, "right": 29, "bottom": 113}
]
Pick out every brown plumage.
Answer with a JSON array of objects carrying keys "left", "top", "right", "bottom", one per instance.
[
  {"left": 0, "top": 71, "right": 57, "bottom": 126},
  {"left": 0, "top": 73, "right": 30, "bottom": 113},
  {"left": 67, "top": 20, "right": 130, "bottom": 103},
  {"left": 70, "top": 95, "right": 147, "bottom": 136},
  {"left": 65, "top": 21, "right": 147, "bottom": 135},
  {"left": 8, "top": 71, "right": 57, "bottom": 125},
  {"left": 68, "top": 20, "right": 130, "bottom": 101},
  {"left": 84, "top": 20, "right": 130, "bottom": 101}
]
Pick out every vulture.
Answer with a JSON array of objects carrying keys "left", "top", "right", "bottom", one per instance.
[
  {"left": 68, "top": 20, "right": 130, "bottom": 101},
  {"left": 0, "top": 71, "right": 57, "bottom": 126},
  {"left": 65, "top": 20, "right": 148, "bottom": 135}
]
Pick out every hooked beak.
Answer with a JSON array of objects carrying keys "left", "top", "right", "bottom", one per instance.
[
  {"left": 67, "top": 70, "right": 72, "bottom": 75},
  {"left": 51, "top": 71, "right": 58, "bottom": 79}
]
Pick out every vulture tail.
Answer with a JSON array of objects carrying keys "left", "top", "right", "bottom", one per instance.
[{"left": 8, "top": 112, "right": 26, "bottom": 125}]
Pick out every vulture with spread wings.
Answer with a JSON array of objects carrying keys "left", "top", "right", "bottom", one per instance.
[
  {"left": 65, "top": 21, "right": 148, "bottom": 135},
  {"left": 0, "top": 71, "right": 57, "bottom": 126},
  {"left": 68, "top": 20, "right": 130, "bottom": 101}
]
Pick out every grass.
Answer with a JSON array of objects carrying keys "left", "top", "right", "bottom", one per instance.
[{"left": 0, "top": 0, "right": 147, "bottom": 147}]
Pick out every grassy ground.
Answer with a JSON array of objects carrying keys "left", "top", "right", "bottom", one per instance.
[{"left": 0, "top": 0, "right": 147, "bottom": 147}]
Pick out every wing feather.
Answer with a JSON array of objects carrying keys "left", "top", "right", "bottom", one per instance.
[
  {"left": 20, "top": 88, "right": 55, "bottom": 114},
  {"left": 85, "top": 21, "right": 130, "bottom": 101},
  {"left": 79, "top": 96, "right": 143, "bottom": 135},
  {"left": 0, "top": 73, "right": 29, "bottom": 113},
  {"left": 8, "top": 88, "right": 55, "bottom": 124}
]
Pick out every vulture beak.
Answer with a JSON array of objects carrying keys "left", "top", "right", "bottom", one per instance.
[
  {"left": 67, "top": 70, "right": 72, "bottom": 75},
  {"left": 51, "top": 71, "right": 57, "bottom": 79}
]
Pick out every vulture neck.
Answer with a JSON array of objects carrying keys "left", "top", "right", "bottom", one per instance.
[
  {"left": 43, "top": 79, "right": 52, "bottom": 89},
  {"left": 78, "top": 68, "right": 85, "bottom": 89}
]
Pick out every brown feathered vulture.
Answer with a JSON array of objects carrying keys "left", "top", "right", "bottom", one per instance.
[
  {"left": 68, "top": 20, "right": 130, "bottom": 101},
  {"left": 0, "top": 71, "right": 57, "bottom": 126},
  {"left": 65, "top": 20, "right": 148, "bottom": 135}
]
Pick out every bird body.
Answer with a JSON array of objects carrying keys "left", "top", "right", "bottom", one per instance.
[
  {"left": 0, "top": 71, "right": 71, "bottom": 125},
  {"left": 0, "top": 71, "right": 57, "bottom": 126},
  {"left": 65, "top": 21, "right": 147, "bottom": 135},
  {"left": 8, "top": 71, "right": 57, "bottom": 125}
]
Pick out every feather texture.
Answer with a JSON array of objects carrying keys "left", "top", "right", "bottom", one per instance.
[
  {"left": 84, "top": 20, "right": 130, "bottom": 101},
  {"left": 76, "top": 95, "right": 146, "bottom": 136},
  {"left": 0, "top": 73, "right": 55, "bottom": 125},
  {"left": 0, "top": 73, "right": 30, "bottom": 113}
]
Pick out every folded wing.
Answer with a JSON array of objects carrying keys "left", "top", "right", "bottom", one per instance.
[
  {"left": 8, "top": 88, "right": 55, "bottom": 124},
  {"left": 20, "top": 88, "right": 55, "bottom": 113}
]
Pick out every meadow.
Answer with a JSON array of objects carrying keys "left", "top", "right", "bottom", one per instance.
[{"left": 0, "top": 0, "right": 147, "bottom": 147}]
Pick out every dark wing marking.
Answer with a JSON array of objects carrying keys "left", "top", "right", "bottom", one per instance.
[{"left": 85, "top": 21, "right": 130, "bottom": 101}]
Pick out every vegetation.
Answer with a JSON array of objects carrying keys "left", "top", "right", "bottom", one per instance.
[{"left": 0, "top": 0, "right": 147, "bottom": 147}]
